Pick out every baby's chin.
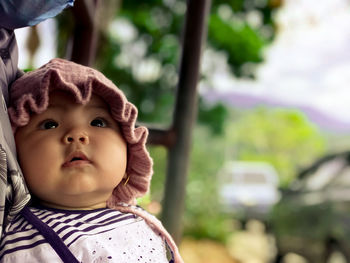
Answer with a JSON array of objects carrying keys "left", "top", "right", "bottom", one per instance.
[
  {"left": 29, "top": 184, "right": 116, "bottom": 210},
  {"left": 31, "top": 191, "right": 112, "bottom": 210}
]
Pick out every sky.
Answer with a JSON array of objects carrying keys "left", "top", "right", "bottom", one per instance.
[
  {"left": 200, "top": 0, "right": 350, "bottom": 132},
  {"left": 14, "top": 0, "right": 350, "bottom": 132}
]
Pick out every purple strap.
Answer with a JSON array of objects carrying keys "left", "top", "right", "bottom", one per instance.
[{"left": 21, "top": 206, "right": 80, "bottom": 263}]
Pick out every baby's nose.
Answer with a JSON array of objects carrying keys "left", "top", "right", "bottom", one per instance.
[{"left": 63, "top": 132, "right": 89, "bottom": 145}]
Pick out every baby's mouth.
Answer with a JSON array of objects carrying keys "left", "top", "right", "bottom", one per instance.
[
  {"left": 63, "top": 152, "right": 91, "bottom": 167},
  {"left": 71, "top": 157, "right": 84, "bottom": 162}
]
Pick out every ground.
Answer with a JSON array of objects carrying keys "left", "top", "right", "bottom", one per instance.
[
  {"left": 179, "top": 220, "right": 277, "bottom": 263},
  {"left": 180, "top": 238, "right": 238, "bottom": 263}
]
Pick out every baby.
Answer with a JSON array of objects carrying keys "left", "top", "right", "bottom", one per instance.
[{"left": 0, "top": 58, "right": 183, "bottom": 263}]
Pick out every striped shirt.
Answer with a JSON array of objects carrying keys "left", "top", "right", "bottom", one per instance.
[{"left": 0, "top": 206, "right": 169, "bottom": 262}]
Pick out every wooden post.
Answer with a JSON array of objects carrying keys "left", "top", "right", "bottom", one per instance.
[
  {"left": 70, "top": 0, "right": 99, "bottom": 66},
  {"left": 161, "top": 0, "right": 211, "bottom": 243}
]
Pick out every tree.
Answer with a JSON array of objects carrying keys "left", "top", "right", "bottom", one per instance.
[{"left": 224, "top": 107, "right": 327, "bottom": 186}]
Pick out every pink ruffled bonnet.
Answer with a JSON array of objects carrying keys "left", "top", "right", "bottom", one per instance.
[{"left": 8, "top": 58, "right": 153, "bottom": 206}]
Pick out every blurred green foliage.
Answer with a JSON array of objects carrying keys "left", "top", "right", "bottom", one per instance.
[
  {"left": 148, "top": 126, "right": 230, "bottom": 242},
  {"left": 225, "top": 107, "right": 327, "bottom": 186},
  {"left": 209, "top": 13, "right": 265, "bottom": 77},
  {"left": 198, "top": 99, "right": 229, "bottom": 135}
]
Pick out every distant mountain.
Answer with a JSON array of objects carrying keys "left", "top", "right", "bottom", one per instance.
[{"left": 202, "top": 90, "right": 350, "bottom": 133}]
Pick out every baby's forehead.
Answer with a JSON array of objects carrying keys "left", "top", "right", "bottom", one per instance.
[{"left": 48, "top": 90, "right": 109, "bottom": 110}]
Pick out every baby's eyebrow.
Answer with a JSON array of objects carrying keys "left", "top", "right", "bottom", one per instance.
[{"left": 85, "top": 106, "right": 111, "bottom": 113}]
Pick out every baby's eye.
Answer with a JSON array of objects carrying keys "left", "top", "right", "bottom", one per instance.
[
  {"left": 90, "top": 118, "right": 108, "bottom": 128},
  {"left": 39, "top": 120, "right": 59, "bottom": 130}
]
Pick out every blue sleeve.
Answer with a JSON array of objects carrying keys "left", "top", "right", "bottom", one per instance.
[{"left": 0, "top": 0, "right": 74, "bottom": 30}]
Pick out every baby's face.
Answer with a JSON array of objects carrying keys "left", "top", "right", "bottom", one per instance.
[{"left": 15, "top": 91, "right": 127, "bottom": 210}]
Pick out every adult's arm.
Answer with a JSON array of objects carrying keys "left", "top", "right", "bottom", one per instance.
[{"left": 0, "top": 0, "right": 74, "bottom": 30}]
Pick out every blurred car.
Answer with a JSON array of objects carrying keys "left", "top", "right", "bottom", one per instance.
[
  {"left": 270, "top": 151, "right": 350, "bottom": 263},
  {"left": 218, "top": 161, "right": 280, "bottom": 222}
]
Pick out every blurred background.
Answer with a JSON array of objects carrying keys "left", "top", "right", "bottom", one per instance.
[{"left": 14, "top": 0, "right": 350, "bottom": 262}]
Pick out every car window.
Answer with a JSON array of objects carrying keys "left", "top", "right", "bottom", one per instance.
[
  {"left": 241, "top": 172, "right": 267, "bottom": 184},
  {"left": 218, "top": 161, "right": 278, "bottom": 186},
  {"left": 301, "top": 157, "right": 347, "bottom": 191},
  {"left": 330, "top": 166, "right": 350, "bottom": 187}
]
